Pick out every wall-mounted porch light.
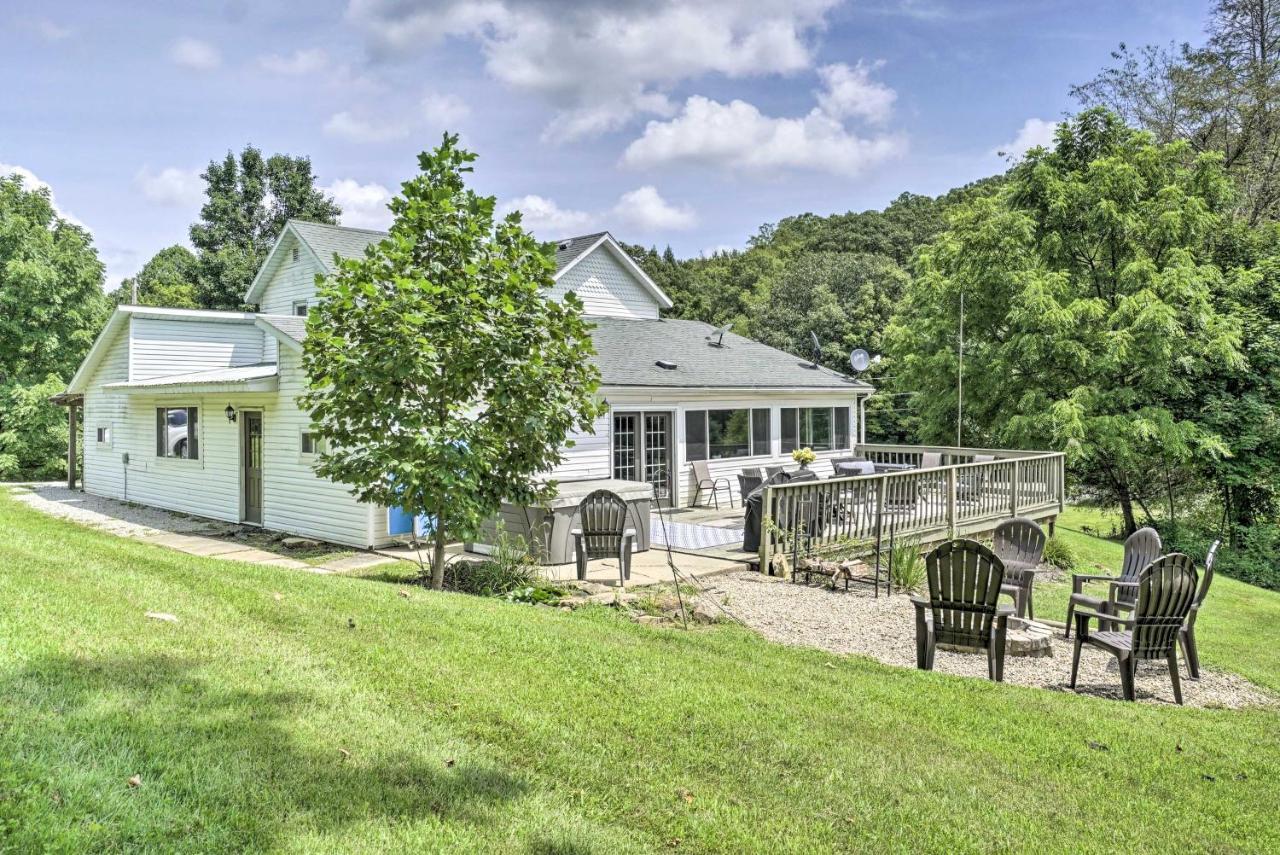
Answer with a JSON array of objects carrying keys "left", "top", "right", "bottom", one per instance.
[{"left": 224, "top": 404, "right": 237, "bottom": 423}]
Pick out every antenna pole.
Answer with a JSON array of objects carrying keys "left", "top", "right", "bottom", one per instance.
[{"left": 957, "top": 291, "right": 964, "bottom": 447}]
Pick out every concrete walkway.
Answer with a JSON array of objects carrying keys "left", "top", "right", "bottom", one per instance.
[{"left": 8, "top": 484, "right": 396, "bottom": 575}]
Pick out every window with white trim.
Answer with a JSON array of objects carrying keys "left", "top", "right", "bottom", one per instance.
[
  {"left": 300, "top": 431, "right": 326, "bottom": 455},
  {"left": 684, "top": 408, "right": 771, "bottom": 461},
  {"left": 155, "top": 407, "right": 198, "bottom": 459},
  {"left": 95, "top": 426, "right": 111, "bottom": 444},
  {"left": 292, "top": 300, "right": 309, "bottom": 317},
  {"left": 780, "top": 407, "right": 850, "bottom": 453}
]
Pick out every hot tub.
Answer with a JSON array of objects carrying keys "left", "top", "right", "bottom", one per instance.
[{"left": 466, "top": 478, "right": 654, "bottom": 565}]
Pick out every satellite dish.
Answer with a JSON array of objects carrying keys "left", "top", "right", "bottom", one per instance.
[
  {"left": 850, "top": 348, "right": 871, "bottom": 373},
  {"left": 706, "top": 324, "right": 732, "bottom": 347}
]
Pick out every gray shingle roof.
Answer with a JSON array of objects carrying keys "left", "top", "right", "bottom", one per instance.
[
  {"left": 288, "top": 220, "right": 610, "bottom": 275},
  {"left": 589, "top": 317, "right": 871, "bottom": 390},
  {"left": 290, "top": 220, "right": 386, "bottom": 272},
  {"left": 553, "top": 232, "right": 609, "bottom": 270},
  {"left": 258, "top": 314, "right": 308, "bottom": 344}
]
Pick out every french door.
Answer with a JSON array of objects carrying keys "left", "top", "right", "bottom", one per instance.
[{"left": 612, "top": 411, "right": 672, "bottom": 507}]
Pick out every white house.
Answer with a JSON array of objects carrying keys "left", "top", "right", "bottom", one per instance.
[{"left": 62, "top": 221, "right": 873, "bottom": 549}]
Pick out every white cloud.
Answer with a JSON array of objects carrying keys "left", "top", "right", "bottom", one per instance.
[
  {"left": 815, "top": 61, "right": 895, "bottom": 124},
  {"left": 623, "top": 95, "right": 904, "bottom": 177},
  {"left": 420, "top": 92, "right": 470, "bottom": 127},
  {"left": 612, "top": 186, "right": 696, "bottom": 231},
  {"left": 499, "top": 186, "right": 696, "bottom": 238},
  {"left": 348, "top": 0, "right": 841, "bottom": 140},
  {"left": 1, "top": 161, "right": 85, "bottom": 227},
  {"left": 993, "top": 118, "right": 1057, "bottom": 159},
  {"left": 259, "top": 47, "right": 329, "bottom": 75},
  {"left": 27, "top": 18, "right": 72, "bottom": 41},
  {"left": 169, "top": 37, "right": 221, "bottom": 71},
  {"left": 497, "top": 194, "right": 597, "bottom": 236},
  {"left": 323, "top": 110, "right": 410, "bottom": 143},
  {"left": 135, "top": 166, "right": 204, "bottom": 208},
  {"left": 323, "top": 179, "right": 394, "bottom": 230}
]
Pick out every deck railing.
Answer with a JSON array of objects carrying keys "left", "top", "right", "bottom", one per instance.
[{"left": 758, "top": 444, "right": 1065, "bottom": 572}]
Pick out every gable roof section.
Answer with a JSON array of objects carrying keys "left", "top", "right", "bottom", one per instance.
[
  {"left": 244, "top": 221, "right": 673, "bottom": 309},
  {"left": 66, "top": 306, "right": 262, "bottom": 394},
  {"left": 589, "top": 317, "right": 872, "bottom": 390},
  {"left": 256, "top": 314, "right": 307, "bottom": 351}
]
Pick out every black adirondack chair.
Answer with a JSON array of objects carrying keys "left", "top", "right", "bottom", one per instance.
[
  {"left": 911, "top": 539, "right": 1013, "bottom": 682},
  {"left": 1180, "top": 540, "right": 1221, "bottom": 679},
  {"left": 1070, "top": 553, "right": 1199, "bottom": 704},
  {"left": 993, "top": 517, "right": 1047, "bottom": 619},
  {"left": 1064, "top": 526, "right": 1162, "bottom": 638},
  {"left": 570, "top": 490, "right": 636, "bottom": 585}
]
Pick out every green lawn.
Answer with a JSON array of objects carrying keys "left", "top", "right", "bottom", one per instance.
[{"left": 2, "top": 493, "right": 1279, "bottom": 853}]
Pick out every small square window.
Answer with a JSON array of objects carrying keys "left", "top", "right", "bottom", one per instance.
[
  {"left": 301, "top": 431, "right": 326, "bottom": 455},
  {"left": 96, "top": 426, "right": 111, "bottom": 444},
  {"left": 293, "top": 301, "right": 309, "bottom": 317}
]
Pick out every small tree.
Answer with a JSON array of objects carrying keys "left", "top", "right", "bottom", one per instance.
[{"left": 301, "top": 135, "right": 604, "bottom": 589}]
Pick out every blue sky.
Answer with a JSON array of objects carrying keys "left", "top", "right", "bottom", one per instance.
[{"left": 1, "top": 1, "right": 1210, "bottom": 289}]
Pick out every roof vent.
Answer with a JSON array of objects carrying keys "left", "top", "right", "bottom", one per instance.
[
  {"left": 291, "top": 247, "right": 300, "bottom": 263},
  {"left": 557, "top": 239, "right": 572, "bottom": 251},
  {"left": 655, "top": 359, "right": 678, "bottom": 370}
]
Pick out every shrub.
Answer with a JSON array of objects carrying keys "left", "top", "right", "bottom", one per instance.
[
  {"left": 888, "top": 536, "right": 926, "bottom": 593},
  {"left": 440, "top": 528, "right": 538, "bottom": 596},
  {"left": 1214, "top": 525, "right": 1280, "bottom": 592},
  {"left": 0, "top": 377, "right": 69, "bottom": 480},
  {"left": 1041, "top": 537, "right": 1077, "bottom": 572}
]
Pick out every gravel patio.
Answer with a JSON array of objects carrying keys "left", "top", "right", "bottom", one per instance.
[{"left": 694, "top": 570, "right": 1276, "bottom": 709}]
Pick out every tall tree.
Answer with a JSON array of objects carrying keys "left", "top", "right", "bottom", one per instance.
[
  {"left": 109, "top": 245, "right": 199, "bottom": 308},
  {"left": 0, "top": 174, "right": 107, "bottom": 384},
  {"left": 0, "top": 173, "right": 107, "bottom": 478},
  {"left": 189, "top": 147, "right": 340, "bottom": 310},
  {"left": 887, "top": 110, "right": 1243, "bottom": 534},
  {"left": 1074, "top": 0, "right": 1280, "bottom": 224},
  {"left": 301, "top": 135, "right": 603, "bottom": 589}
]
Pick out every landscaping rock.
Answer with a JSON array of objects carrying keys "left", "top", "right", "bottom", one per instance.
[
  {"left": 282, "top": 536, "right": 321, "bottom": 550},
  {"left": 584, "top": 591, "right": 639, "bottom": 606},
  {"left": 690, "top": 605, "right": 718, "bottom": 624}
]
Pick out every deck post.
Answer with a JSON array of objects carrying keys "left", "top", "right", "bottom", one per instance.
[
  {"left": 945, "top": 467, "right": 957, "bottom": 539},
  {"left": 66, "top": 402, "right": 78, "bottom": 490},
  {"left": 759, "top": 485, "right": 773, "bottom": 574},
  {"left": 1010, "top": 458, "right": 1020, "bottom": 518}
]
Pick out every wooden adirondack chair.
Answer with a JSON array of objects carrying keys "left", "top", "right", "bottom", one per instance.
[
  {"left": 571, "top": 490, "right": 636, "bottom": 585},
  {"left": 911, "top": 539, "right": 1013, "bottom": 682},
  {"left": 993, "top": 517, "right": 1047, "bottom": 619},
  {"left": 1070, "top": 553, "right": 1199, "bottom": 704},
  {"left": 1180, "top": 540, "right": 1221, "bottom": 679},
  {"left": 1064, "top": 526, "right": 1162, "bottom": 638}
]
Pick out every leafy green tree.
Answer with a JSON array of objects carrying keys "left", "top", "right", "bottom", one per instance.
[
  {"left": 301, "top": 135, "right": 604, "bottom": 589},
  {"left": 1074, "top": 0, "right": 1280, "bottom": 224},
  {"left": 190, "top": 146, "right": 340, "bottom": 310},
  {"left": 0, "top": 174, "right": 107, "bottom": 383},
  {"left": 0, "top": 173, "right": 107, "bottom": 479},
  {"left": 887, "top": 110, "right": 1243, "bottom": 534},
  {"left": 109, "top": 245, "right": 199, "bottom": 308}
]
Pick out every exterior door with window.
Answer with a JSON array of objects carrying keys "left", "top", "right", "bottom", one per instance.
[
  {"left": 242, "top": 412, "right": 263, "bottom": 524},
  {"left": 612, "top": 411, "right": 672, "bottom": 507}
]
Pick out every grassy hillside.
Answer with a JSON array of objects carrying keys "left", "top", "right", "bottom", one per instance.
[{"left": 2, "top": 492, "right": 1278, "bottom": 853}]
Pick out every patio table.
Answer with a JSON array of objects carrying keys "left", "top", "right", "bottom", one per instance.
[{"left": 834, "top": 460, "right": 876, "bottom": 477}]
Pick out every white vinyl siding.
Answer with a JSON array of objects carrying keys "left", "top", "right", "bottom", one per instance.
[
  {"left": 547, "top": 411, "right": 613, "bottom": 482},
  {"left": 550, "top": 248, "right": 661, "bottom": 319},
  {"left": 129, "top": 317, "right": 264, "bottom": 381},
  {"left": 259, "top": 235, "right": 324, "bottom": 316}
]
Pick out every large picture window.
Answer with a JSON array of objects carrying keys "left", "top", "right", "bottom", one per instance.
[
  {"left": 780, "top": 406, "right": 851, "bottom": 453},
  {"left": 156, "top": 406, "right": 198, "bottom": 459},
  {"left": 685, "top": 408, "right": 772, "bottom": 461}
]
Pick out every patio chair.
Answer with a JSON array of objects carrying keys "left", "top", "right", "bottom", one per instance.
[
  {"left": 919, "top": 452, "right": 942, "bottom": 469},
  {"left": 954, "top": 454, "right": 993, "bottom": 502},
  {"left": 1064, "top": 526, "right": 1162, "bottom": 638},
  {"left": 764, "top": 465, "right": 787, "bottom": 479},
  {"left": 911, "top": 539, "right": 1013, "bottom": 682},
  {"left": 1069, "top": 553, "right": 1198, "bottom": 704},
  {"left": 741, "top": 466, "right": 763, "bottom": 479},
  {"left": 570, "top": 489, "right": 635, "bottom": 585},
  {"left": 736, "top": 471, "right": 763, "bottom": 501},
  {"left": 993, "top": 517, "right": 1047, "bottom": 619},
  {"left": 690, "top": 460, "right": 733, "bottom": 510},
  {"left": 1179, "top": 539, "right": 1221, "bottom": 679}
]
